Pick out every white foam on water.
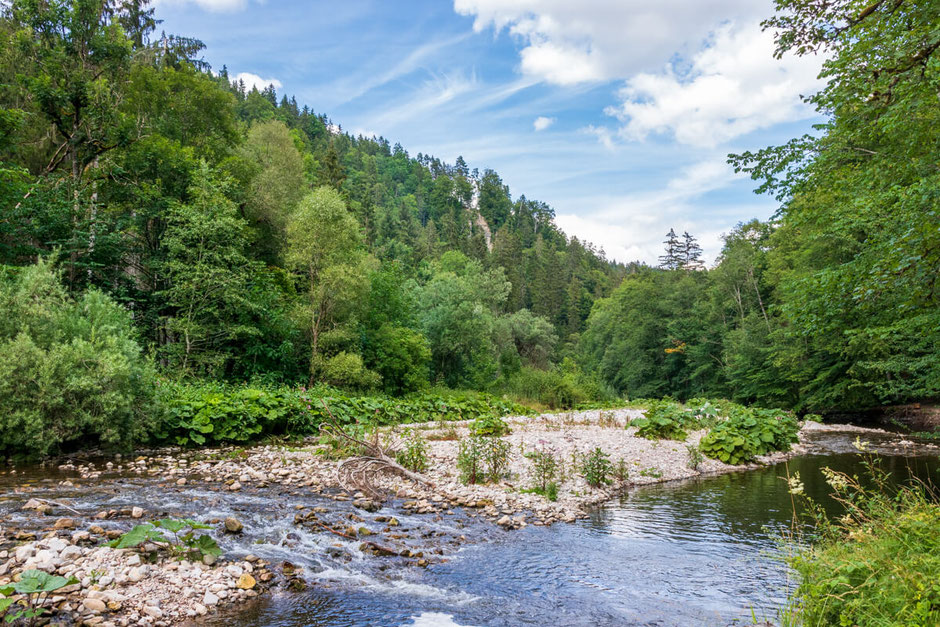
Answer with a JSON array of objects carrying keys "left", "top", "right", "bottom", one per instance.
[{"left": 404, "top": 612, "right": 474, "bottom": 627}]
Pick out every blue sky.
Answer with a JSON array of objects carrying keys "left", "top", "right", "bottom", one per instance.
[{"left": 154, "top": 0, "right": 824, "bottom": 265}]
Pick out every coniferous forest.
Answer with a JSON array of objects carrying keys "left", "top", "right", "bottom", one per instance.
[{"left": 0, "top": 0, "right": 937, "bottom": 458}]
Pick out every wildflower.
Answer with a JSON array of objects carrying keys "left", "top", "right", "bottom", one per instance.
[
  {"left": 822, "top": 467, "right": 849, "bottom": 491},
  {"left": 852, "top": 436, "right": 870, "bottom": 452},
  {"left": 787, "top": 471, "right": 805, "bottom": 496}
]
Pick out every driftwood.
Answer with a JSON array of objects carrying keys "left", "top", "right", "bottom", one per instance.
[{"left": 319, "top": 402, "right": 436, "bottom": 501}]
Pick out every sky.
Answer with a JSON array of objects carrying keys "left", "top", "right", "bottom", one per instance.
[{"left": 153, "top": 0, "right": 825, "bottom": 265}]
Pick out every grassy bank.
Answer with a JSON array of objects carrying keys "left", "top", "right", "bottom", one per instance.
[{"left": 785, "top": 453, "right": 940, "bottom": 626}]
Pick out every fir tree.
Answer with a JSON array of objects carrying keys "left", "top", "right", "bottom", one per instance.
[{"left": 659, "top": 228, "right": 681, "bottom": 270}]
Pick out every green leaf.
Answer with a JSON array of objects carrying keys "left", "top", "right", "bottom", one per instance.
[{"left": 108, "top": 524, "right": 168, "bottom": 549}]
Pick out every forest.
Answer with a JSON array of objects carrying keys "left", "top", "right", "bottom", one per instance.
[{"left": 0, "top": 0, "right": 937, "bottom": 458}]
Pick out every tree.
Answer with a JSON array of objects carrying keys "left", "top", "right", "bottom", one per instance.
[
  {"left": 659, "top": 228, "right": 681, "bottom": 270},
  {"left": 0, "top": 259, "right": 154, "bottom": 459},
  {"left": 159, "top": 162, "right": 253, "bottom": 375},
  {"left": 285, "top": 186, "right": 364, "bottom": 384},
  {"left": 680, "top": 231, "right": 704, "bottom": 270}
]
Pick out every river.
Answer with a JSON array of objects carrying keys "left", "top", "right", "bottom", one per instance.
[{"left": 1, "top": 428, "right": 937, "bottom": 626}]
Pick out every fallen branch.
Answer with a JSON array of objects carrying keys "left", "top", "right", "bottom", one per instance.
[{"left": 319, "top": 401, "right": 436, "bottom": 500}]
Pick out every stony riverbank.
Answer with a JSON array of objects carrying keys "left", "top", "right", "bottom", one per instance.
[
  {"left": 0, "top": 520, "right": 272, "bottom": 626},
  {"left": 0, "top": 409, "right": 898, "bottom": 625}
]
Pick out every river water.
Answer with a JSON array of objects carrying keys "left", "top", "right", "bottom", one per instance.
[{"left": 1, "top": 429, "right": 937, "bottom": 627}]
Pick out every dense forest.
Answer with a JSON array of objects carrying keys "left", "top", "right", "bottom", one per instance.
[{"left": 0, "top": 0, "right": 937, "bottom": 456}]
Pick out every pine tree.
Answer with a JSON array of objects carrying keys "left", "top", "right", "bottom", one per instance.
[{"left": 659, "top": 228, "right": 681, "bottom": 270}]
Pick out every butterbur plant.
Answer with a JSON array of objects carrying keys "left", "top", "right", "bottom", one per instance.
[
  {"left": 108, "top": 518, "right": 222, "bottom": 561},
  {"left": 0, "top": 569, "right": 78, "bottom": 625}
]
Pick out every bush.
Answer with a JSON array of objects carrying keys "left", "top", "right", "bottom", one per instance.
[
  {"left": 498, "top": 362, "right": 614, "bottom": 410},
  {"left": 318, "top": 352, "right": 381, "bottom": 392},
  {"left": 698, "top": 407, "right": 799, "bottom": 465},
  {"left": 395, "top": 429, "right": 428, "bottom": 472},
  {"left": 629, "top": 400, "right": 693, "bottom": 440},
  {"left": 789, "top": 457, "right": 940, "bottom": 626},
  {"left": 525, "top": 443, "right": 558, "bottom": 495},
  {"left": 364, "top": 324, "right": 430, "bottom": 395},
  {"left": 0, "top": 261, "right": 154, "bottom": 459},
  {"left": 581, "top": 447, "right": 612, "bottom": 488},
  {"left": 457, "top": 435, "right": 511, "bottom": 484}
]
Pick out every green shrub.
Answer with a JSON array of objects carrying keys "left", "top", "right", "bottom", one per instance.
[
  {"left": 629, "top": 400, "right": 692, "bottom": 440},
  {"left": 364, "top": 324, "right": 431, "bottom": 395},
  {"left": 581, "top": 447, "right": 612, "bottom": 488},
  {"left": 457, "top": 435, "right": 511, "bottom": 484},
  {"left": 525, "top": 443, "right": 558, "bottom": 494},
  {"left": 698, "top": 407, "right": 799, "bottom": 465},
  {"left": 0, "top": 261, "right": 154, "bottom": 459},
  {"left": 498, "top": 362, "right": 615, "bottom": 409},
  {"left": 471, "top": 414, "right": 511, "bottom": 437},
  {"left": 318, "top": 352, "right": 381, "bottom": 392},
  {"left": 395, "top": 429, "right": 429, "bottom": 472}
]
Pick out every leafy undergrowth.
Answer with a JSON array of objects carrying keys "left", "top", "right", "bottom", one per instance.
[
  {"left": 787, "top": 455, "right": 940, "bottom": 626},
  {"left": 698, "top": 407, "right": 799, "bottom": 465},
  {"left": 155, "top": 380, "right": 533, "bottom": 447},
  {"left": 627, "top": 398, "right": 801, "bottom": 465}
]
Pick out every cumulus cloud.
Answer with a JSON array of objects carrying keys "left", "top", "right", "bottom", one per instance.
[
  {"left": 533, "top": 116, "right": 555, "bottom": 131},
  {"left": 608, "top": 24, "right": 823, "bottom": 146},
  {"left": 456, "top": 0, "right": 823, "bottom": 146},
  {"left": 232, "top": 72, "right": 283, "bottom": 92},
  {"left": 454, "top": 0, "right": 769, "bottom": 85}
]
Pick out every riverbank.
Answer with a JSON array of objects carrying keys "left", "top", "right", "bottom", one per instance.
[{"left": 0, "top": 409, "right": 897, "bottom": 625}]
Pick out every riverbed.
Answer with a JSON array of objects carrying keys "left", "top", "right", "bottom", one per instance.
[{"left": 1, "top": 427, "right": 937, "bottom": 626}]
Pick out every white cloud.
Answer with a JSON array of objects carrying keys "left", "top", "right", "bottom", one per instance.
[
  {"left": 233, "top": 72, "right": 282, "bottom": 92},
  {"left": 456, "top": 1, "right": 823, "bottom": 146},
  {"left": 608, "top": 24, "right": 823, "bottom": 147},
  {"left": 555, "top": 156, "right": 750, "bottom": 264},
  {"left": 454, "top": 0, "right": 770, "bottom": 85},
  {"left": 533, "top": 116, "right": 555, "bottom": 131},
  {"left": 154, "top": 0, "right": 248, "bottom": 12}
]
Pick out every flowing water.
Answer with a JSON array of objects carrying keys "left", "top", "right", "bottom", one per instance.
[{"left": 1, "top": 429, "right": 937, "bottom": 627}]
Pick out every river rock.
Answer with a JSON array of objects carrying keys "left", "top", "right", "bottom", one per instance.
[
  {"left": 53, "top": 517, "right": 76, "bottom": 529},
  {"left": 83, "top": 598, "right": 107, "bottom": 613},
  {"left": 131, "top": 507, "right": 144, "bottom": 519},
  {"left": 224, "top": 517, "right": 243, "bottom": 533},
  {"left": 142, "top": 605, "right": 163, "bottom": 619},
  {"left": 236, "top": 574, "right": 256, "bottom": 590},
  {"left": 202, "top": 591, "right": 219, "bottom": 606}
]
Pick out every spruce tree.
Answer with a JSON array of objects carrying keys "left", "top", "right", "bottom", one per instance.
[
  {"left": 659, "top": 228, "right": 681, "bottom": 270},
  {"left": 681, "top": 231, "right": 704, "bottom": 270}
]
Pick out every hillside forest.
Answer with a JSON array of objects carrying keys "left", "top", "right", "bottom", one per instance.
[{"left": 0, "top": 0, "right": 937, "bottom": 457}]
